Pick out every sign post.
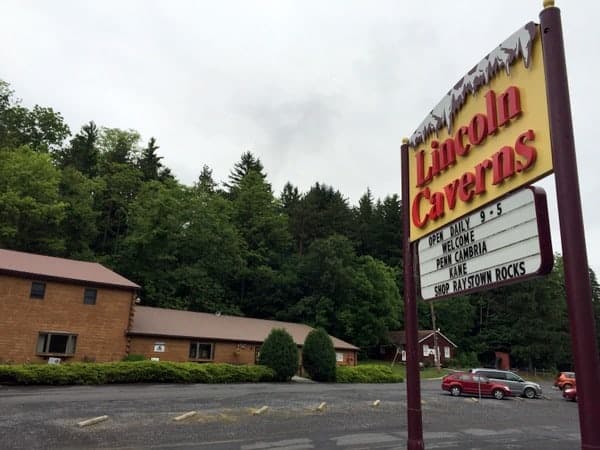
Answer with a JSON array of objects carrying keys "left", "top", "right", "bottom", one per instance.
[
  {"left": 401, "top": 138, "right": 424, "bottom": 450},
  {"left": 401, "top": 2, "right": 600, "bottom": 448},
  {"left": 540, "top": 3, "right": 600, "bottom": 448}
]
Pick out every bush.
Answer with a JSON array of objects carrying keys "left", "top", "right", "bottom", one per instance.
[
  {"left": 258, "top": 328, "right": 299, "bottom": 381},
  {"left": 0, "top": 362, "right": 275, "bottom": 385},
  {"left": 302, "top": 328, "right": 336, "bottom": 382},
  {"left": 336, "top": 364, "right": 404, "bottom": 383},
  {"left": 122, "top": 354, "right": 146, "bottom": 362}
]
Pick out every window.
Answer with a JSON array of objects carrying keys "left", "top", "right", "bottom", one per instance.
[
  {"left": 444, "top": 346, "right": 451, "bottom": 358},
  {"left": 153, "top": 343, "right": 165, "bottom": 352},
  {"left": 83, "top": 288, "right": 97, "bottom": 305},
  {"left": 422, "top": 344, "right": 430, "bottom": 357},
  {"left": 30, "top": 282, "right": 46, "bottom": 299},
  {"left": 189, "top": 342, "right": 214, "bottom": 360},
  {"left": 37, "top": 333, "right": 77, "bottom": 356},
  {"left": 336, "top": 352, "right": 344, "bottom": 363}
]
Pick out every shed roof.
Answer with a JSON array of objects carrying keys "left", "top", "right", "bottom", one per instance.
[
  {"left": 389, "top": 329, "right": 457, "bottom": 348},
  {"left": 0, "top": 249, "right": 140, "bottom": 290},
  {"left": 129, "top": 306, "right": 358, "bottom": 350}
]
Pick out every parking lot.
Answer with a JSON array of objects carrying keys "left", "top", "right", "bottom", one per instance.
[{"left": 0, "top": 379, "right": 580, "bottom": 449}]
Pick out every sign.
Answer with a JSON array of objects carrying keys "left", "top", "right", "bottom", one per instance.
[
  {"left": 417, "top": 187, "right": 552, "bottom": 301},
  {"left": 408, "top": 22, "right": 553, "bottom": 241}
]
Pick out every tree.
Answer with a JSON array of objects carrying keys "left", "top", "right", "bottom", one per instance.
[
  {"left": 0, "top": 148, "right": 66, "bottom": 254},
  {"left": 196, "top": 164, "right": 217, "bottom": 194},
  {"left": 99, "top": 128, "right": 140, "bottom": 164},
  {"left": 137, "top": 137, "right": 162, "bottom": 181},
  {"left": 0, "top": 80, "right": 70, "bottom": 153},
  {"left": 58, "top": 167, "right": 100, "bottom": 259},
  {"left": 258, "top": 328, "right": 298, "bottom": 381},
  {"left": 54, "top": 121, "right": 99, "bottom": 176},
  {"left": 231, "top": 169, "right": 291, "bottom": 317},
  {"left": 224, "top": 151, "right": 266, "bottom": 195},
  {"left": 285, "top": 182, "right": 354, "bottom": 255},
  {"left": 302, "top": 328, "right": 336, "bottom": 381}
]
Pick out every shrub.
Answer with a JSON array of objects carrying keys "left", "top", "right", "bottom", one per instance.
[
  {"left": 302, "top": 328, "right": 336, "bottom": 382},
  {"left": 258, "top": 328, "right": 299, "bottom": 381},
  {"left": 0, "top": 362, "right": 275, "bottom": 385},
  {"left": 336, "top": 364, "right": 404, "bottom": 383},
  {"left": 122, "top": 354, "right": 146, "bottom": 362}
]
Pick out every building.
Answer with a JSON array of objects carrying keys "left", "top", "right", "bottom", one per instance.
[
  {"left": 1, "top": 249, "right": 358, "bottom": 367},
  {"left": 382, "top": 329, "right": 457, "bottom": 366},
  {"left": 128, "top": 306, "right": 358, "bottom": 367},
  {"left": 0, "top": 249, "right": 140, "bottom": 364}
]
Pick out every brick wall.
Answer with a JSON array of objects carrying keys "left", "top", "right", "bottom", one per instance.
[
  {"left": 128, "top": 336, "right": 260, "bottom": 364},
  {"left": 129, "top": 335, "right": 357, "bottom": 367},
  {"left": 0, "top": 274, "right": 134, "bottom": 363}
]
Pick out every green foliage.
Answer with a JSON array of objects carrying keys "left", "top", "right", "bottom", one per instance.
[
  {"left": 0, "top": 147, "right": 66, "bottom": 254},
  {"left": 336, "top": 364, "right": 404, "bottom": 383},
  {"left": 0, "top": 362, "right": 274, "bottom": 385},
  {"left": 258, "top": 329, "right": 299, "bottom": 381},
  {"left": 122, "top": 354, "right": 146, "bottom": 362},
  {"left": 302, "top": 328, "right": 336, "bottom": 381}
]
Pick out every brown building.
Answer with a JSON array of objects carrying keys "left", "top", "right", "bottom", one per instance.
[
  {"left": 0, "top": 249, "right": 140, "bottom": 364},
  {"left": 382, "top": 329, "right": 457, "bottom": 366},
  {"left": 1, "top": 249, "right": 359, "bottom": 368},
  {"left": 128, "top": 306, "right": 358, "bottom": 368}
]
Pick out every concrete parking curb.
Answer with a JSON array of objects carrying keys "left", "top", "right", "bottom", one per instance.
[
  {"left": 173, "top": 411, "right": 197, "bottom": 421},
  {"left": 77, "top": 415, "right": 108, "bottom": 427},
  {"left": 252, "top": 406, "right": 269, "bottom": 415}
]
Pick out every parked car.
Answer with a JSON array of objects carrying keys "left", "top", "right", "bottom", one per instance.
[
  {"left": 554, "top": 371, "right": 576, "bottom": 390},
  {"left": 469, "top": 368, "right": 542, "bottom": 399},
  {"left": 442, "top": 372, "right": 512, "bottom": 400},
  {"left": 563, "top": 386, "right": 577, "bottom": 402}
]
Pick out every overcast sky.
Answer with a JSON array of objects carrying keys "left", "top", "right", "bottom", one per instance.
[{"left": 2, "top": 1, "right": 599, "bottom": 272}]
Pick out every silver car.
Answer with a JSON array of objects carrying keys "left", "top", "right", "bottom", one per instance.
[{"left": 469, "top": 368, "right": 543, "bottom": 399}]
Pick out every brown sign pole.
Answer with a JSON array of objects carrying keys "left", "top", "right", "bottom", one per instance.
[
  {"left": 401, "top": 138, "right": 424, "bottom": 450},
  {"left": 540, "top": 3, "right": 600, "bottom": 448}
]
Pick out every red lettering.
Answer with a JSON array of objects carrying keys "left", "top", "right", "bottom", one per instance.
[
  {"left": 459, "top": 172, "right": 476, "bottom": 202},
  {"left": 474, "top": 159, "right": 493, "bottom": 194},
  {"left": 430, "top": 192, "right": 446, "bottom": 220},
  {"left": 485, "top": 90, "right": 498, "bottom": 135},
  {"left": 515, "top": 129, "right": 537, "bottom": 172},
  {"left": 491, "top": 146, "right": 516, "bottom": 185},
  {"left": 415, "top": 150, "right": 432, "bottom": 187},
  {"left": 455, "top": 126, "right": 471, "bottom": 156},
  {"left": 498, "top": 86, "right": 522, "bottom": 126},
  {"left": 439, "top": 138, "right": 456, "bottom": 170},
  {"left": 443, "top": 180, "right": 459, "bottom": 210},
  {"left": 412, "top": 188, "right": 430, "bottom": 228},
  {"left": 468, "top": 113, "right": 488, "bottom": 146}
]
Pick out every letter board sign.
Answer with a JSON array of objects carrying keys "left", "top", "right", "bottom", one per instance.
[
  {"left": 417, "top": 187, "right": 552, "bottom": 301},
  {"left": 407, "top": 22, "right": 553, "bottom": 242}
]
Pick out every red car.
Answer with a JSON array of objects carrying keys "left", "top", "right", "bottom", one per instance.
[
  {"left": 563, "top": 387, "right": 577, "bottom": 402},
  {"left": 554, "top": 371, "right": 576, "bottom": 390},
  {"left": 442, "top": 372, "right": 512, "bottom": 400}
]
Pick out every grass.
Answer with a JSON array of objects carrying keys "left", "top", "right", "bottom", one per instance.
[{"left": 358, "top": 360, "right": 452, "bottom": 379}]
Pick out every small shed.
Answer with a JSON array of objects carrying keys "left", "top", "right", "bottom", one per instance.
[{"left": 382, "top": 329, "right": 457, "bottom": 366}]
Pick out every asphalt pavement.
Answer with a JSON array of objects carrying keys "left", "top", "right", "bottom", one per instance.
[{"left": 0, "top": 379, "right": 580, "bottom": 449}]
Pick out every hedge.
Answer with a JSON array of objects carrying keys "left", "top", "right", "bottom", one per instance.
[
  {"left": 0, "top": 361, "right": 275, "bottom": 385},
  {"left": 336, "top": 364, "right": 404, "bottom": 383}
]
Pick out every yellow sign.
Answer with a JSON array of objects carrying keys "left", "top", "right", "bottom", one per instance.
[{"left": 408, "top": 22, "right": 552, "bottom": 242}]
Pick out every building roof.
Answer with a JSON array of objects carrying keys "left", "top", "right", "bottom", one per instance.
[
  {"left": 388, "top": 329, "right": 457, "bottom": 348},
  {"left": 0, "top": 249, "right": 140, "bottom": 290},
  {"left": 129, "top": 306, "right": 359, "bottom": 351}
]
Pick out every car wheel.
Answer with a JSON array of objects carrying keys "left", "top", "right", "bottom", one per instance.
[
  {"left": 524, "top": 388, "right": 536, "bottom": 399},
  {"left": 563, "top": 383, "right": 572, "bottom": 390},
  {"left": 493, "top": 389, "right": 505, "bottom": 400},
  {"left": 450, "top": 386, "right": 461, "bottom": 397}
]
